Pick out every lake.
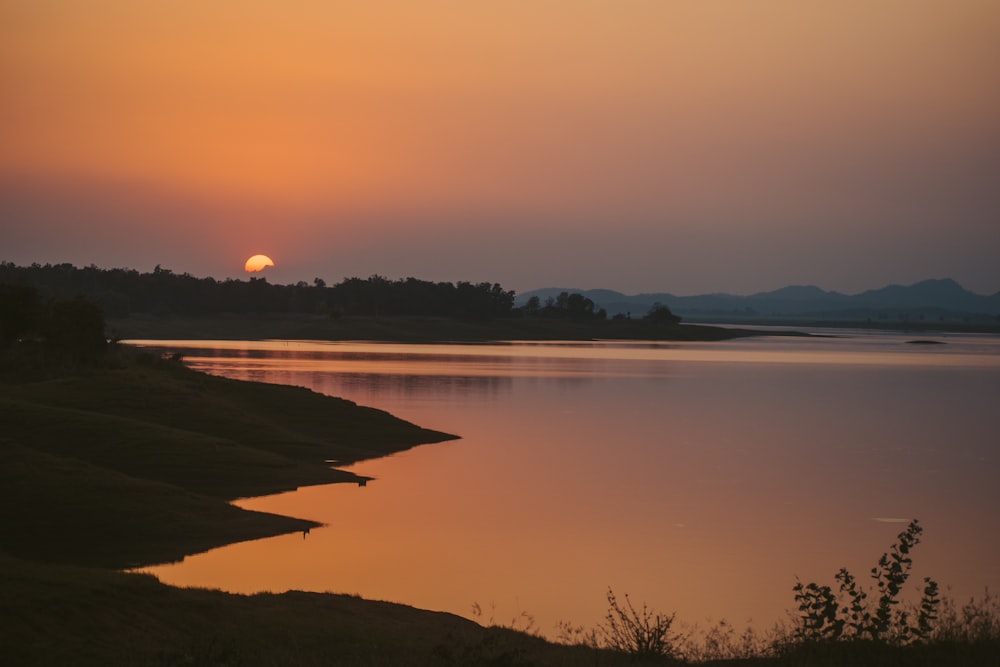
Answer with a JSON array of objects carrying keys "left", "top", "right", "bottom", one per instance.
[{"left": 129, "top": 331, "right": 1000, "bottom": 637}]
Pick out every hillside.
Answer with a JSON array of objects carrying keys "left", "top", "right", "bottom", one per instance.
[{"left": 518, "top": 278, "right": 1000, "bottom": 324}]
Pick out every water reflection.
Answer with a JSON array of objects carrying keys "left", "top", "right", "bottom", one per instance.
[{"left": 128, "top": 335, "right": 1000, "bottom": 637}]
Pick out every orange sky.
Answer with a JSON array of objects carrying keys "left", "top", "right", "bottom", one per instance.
[{"left": 2, "top": 1, "right": 998, "bottom": 294}]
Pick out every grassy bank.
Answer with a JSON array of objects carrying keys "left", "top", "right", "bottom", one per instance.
[
  {"left": 0, "top": 345, "right": 604, "bottom": 665},
  {"left": 5, "top": 547, "right": 998, "bottom": 666},
  {"left": 0, "top": 552, "right": 607, "bottom": 667},
  {"left": 0, "top": 346, "right": 455, "bottom": 569}
]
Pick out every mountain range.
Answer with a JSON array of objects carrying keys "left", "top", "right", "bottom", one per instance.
[{"left": 517, "top": 279, "right": 1000, "bottom": 323}]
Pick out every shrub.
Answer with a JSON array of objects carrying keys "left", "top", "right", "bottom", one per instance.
[
  {"left": 643, "top": 303, "right": 681, "bottom": 325},
  {"left": 934, "top": 588, "right": 1000, "bottom": 642},
  {"left": 792, "top": 519, "right": 941, "bottom": 645},
  {"left": 599, "top": 587, "right": 682, "bottom": 659},
  {"left": 678, "top": 618, "right": 775, "bottom": 662}
]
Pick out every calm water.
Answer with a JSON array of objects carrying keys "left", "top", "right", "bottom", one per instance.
[{"left": 130, "top": 332, "right": 1000, "bottom": 635}]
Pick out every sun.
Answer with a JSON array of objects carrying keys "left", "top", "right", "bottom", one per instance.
[{"left": 244, "top": 254, "right": 275, "bottom": 272}]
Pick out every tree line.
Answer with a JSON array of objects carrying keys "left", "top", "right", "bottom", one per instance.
[
  {"left": 0, "top": 262, "right": 516, "bottom": 320},
  {"left": 0, "top": 283, "right": 108, "bottom": 364},
  {"left": 0, "top": 261, "right": 681, "bottom": 325}
]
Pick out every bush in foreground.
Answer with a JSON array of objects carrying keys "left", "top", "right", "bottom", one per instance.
[
  {"left": 538, "top": 519, "right": 999, "bottom": 664},
  {"left": 791, "top": 519, "right": 940, "bottom": 645}
]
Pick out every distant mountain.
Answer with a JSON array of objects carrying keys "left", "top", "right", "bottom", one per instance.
[{"left": 516, "top": 279, "right": 1000, "bottom": 323}]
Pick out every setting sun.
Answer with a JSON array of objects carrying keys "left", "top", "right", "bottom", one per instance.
[{"left": 244, "top": 254, "right": 275, "bottom": 272}]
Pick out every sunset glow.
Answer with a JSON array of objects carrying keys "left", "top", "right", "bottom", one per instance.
[
  {"left": 5, "top": 3, "right": 999, "bottom": 659},
  {"left": 2, "top": 1, "right": 998, "bottom": 293}
]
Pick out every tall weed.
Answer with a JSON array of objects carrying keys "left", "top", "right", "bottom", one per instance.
[
  {"left": 598, "top": 587, "right": 682, "bottom": 659},
  {"left": 934, "top": 588, "right": 1000, "bottom": 642}
]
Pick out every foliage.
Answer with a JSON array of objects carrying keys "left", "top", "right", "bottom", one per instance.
[
  {"left": 0, "top": 283, "right": 108, "bottom": 366},
  {"left": 0, "top": 283, "right": 40, "bottom": 347},
  {"left": 553, "top": 619, "right": 600, "bottom": 649},
  {"left": 677, "top": 618, "right": 776, "bottom": 662},
  {"left": 599, "top": 587, "right": 681, "bottom": 660},
  {"left": 0, "top": 261, "right": 516, "bottom": 320},
  {"left": 521, "top": 290, "right": 607, "bottom": 320},
  {"left": 935, "top": 589, "right": 1000, "bottom": 642},
  {"left": 470, "top": 601, "right": 539, "bottom": 637},
  {"left": 39, "top": 294, "right": 108, "bottom": 360},
  {"left": 643, "top": 302, "right": 682, "bottom": 325},
  {"left": 792, "top": 519, "right": 941, "bottom": 645}
]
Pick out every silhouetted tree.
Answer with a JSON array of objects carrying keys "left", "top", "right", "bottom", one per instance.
[
  {"left": 534, "top": 291, "right": 606, "bottom": 321},
  {"left": 643, "top": 302, "right": 681, "bottom": 325},
  {"left": 523, "top": 296, "right": 541, "bottom": 316},
  {"left": 40, "top": 295, "right": 108, "bottom": 361},
  {"left": 0, "top": 284, "right": 41, "bottom": 348},
  {"left": 0, "top": 262, "right": 519, "bottom": 320}
]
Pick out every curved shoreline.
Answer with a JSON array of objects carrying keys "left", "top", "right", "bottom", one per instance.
[
  {"left": 4, "top": 343, "right": 998, "bottom": 665},
  {"left": 0, "top": 346, "right": 457, "bottom": 570}
]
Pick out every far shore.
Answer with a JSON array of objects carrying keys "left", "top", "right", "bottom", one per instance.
[{"left": 109, "top": 312, "right": 814, "bottom": 342}]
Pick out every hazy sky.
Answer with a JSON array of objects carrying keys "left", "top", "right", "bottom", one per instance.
[{"left": 2, "top": 1, "right": 998, "bottom": 295}]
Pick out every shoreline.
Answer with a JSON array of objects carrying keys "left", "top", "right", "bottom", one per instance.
[
  {"left": 108, "top": 312, "right": 813, "bottom": 343},
  {"left": 4, "top": 341, "right": 999, "bottom": 664},
  {"left": 0, "top": 345, "right": 457, "bottom": 570}
]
